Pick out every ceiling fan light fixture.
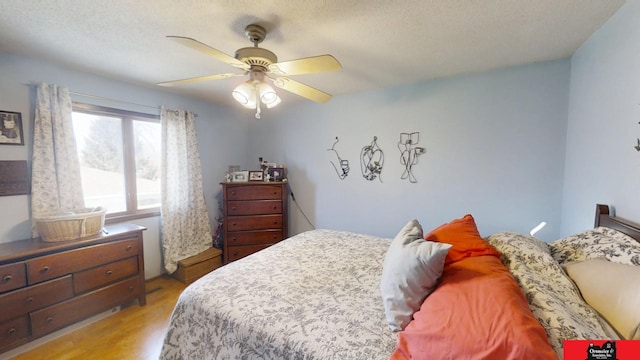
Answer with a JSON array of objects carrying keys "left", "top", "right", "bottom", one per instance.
[
  {"left": 259, "top": 82, "right": 278, "bottom": 105},
  {"left": 232, "top": 81, "right": 256, "bottom": 108},
  {"left": 265, "top": 95, "right": 281, "bottom": 109}
]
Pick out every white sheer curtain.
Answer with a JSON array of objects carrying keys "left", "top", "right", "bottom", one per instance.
[
  {"left": 161, "top": 106, "right": 213, "bottom": 274},
  {"left": 31, "top": 83, "right": 85, "bottom": 237}
]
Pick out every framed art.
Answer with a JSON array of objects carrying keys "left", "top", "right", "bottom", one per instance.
[
  {"left": 249, "top": 170, "right": 264, "bottom": 181},
  {"left": 0, "top": 111, "right": 24, "bottom": 145},
  {"left": 268, "top": 167, "right": 285, "bottom": 182},
  {"left": 232, "top": 171, "right": 249, "bottom": 182},
  {"left": 0, "top": 160, "right": 30, "bottom": 196}
]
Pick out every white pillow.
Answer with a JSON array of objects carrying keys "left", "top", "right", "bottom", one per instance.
[
  {"left": 563, "top": 258, "right": 640, "bottom": 340},
  {"left": 380, "top": 219, "right": 452, "bottom": 331}
]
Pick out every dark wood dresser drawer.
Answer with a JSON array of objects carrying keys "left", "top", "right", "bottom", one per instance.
[
  {"left": 0, "top": 275, "right": 73, "bottom": 323},
  {"left": 226, "top": 244, "right": 271, "bottom": 262},
  {"left": 227, "top": 215, "right": 283, "bottom": 231},
  {"left": 227, "top": 230, "right": 284, "bottom": 246},
  {"left": 226, "top": 185, "right": 282, "bottom": 200},
  {"left": 26, "top": 238, "right": 139, "bottom": 284},
  {"left": 73, "top": 256, "right": 139, "bottom": 294},
  {"left": 0, "top": 224, "right": 146, "bottom": 355},
  {"left": 0, "top": 316, "right": 29, "bottom": 350},
  {"left": 0, "top": 262, "right": 26, "bottom": 294},
  {"left": 30, "top": 276, "right": 141, "bottom": 338},
  {"left": 227, "top": 200, "right": 282, "bottom": 216}
]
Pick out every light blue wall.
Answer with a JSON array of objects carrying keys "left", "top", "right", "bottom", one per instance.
[
  {"left": 561, "top": 0, "right": 640, "bottom": 236},
  {"left": 248, "top": 60, "right": 571, "bottom": 242},
  {"left": 0, "top": 51, "right": 248, "bottom": 278}
]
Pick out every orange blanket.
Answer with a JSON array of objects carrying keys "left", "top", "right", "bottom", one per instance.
[{"left": 391, "top": 255, "right": 557, "bottom": 360}]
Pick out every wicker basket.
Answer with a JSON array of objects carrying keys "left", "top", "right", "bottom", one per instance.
[{"left": 35, "top": 207, "right": 107, "bottom": 242}]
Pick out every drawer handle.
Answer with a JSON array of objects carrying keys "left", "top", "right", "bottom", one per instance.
[
  {"left": 232, "top": 223, "right": 237, "bottom": 227},
  {"left": 25, "top": 297, "right": 34, "bottom": 303},
  {"left": 233, "top": 251, "right": 238, "bottom": 257},
  {"left": 46, "top": 316, "right": 53, "bottom": 323},
  {"left": 128, "top": 286, "right": 134, "bottom": 292},
  {"left": 2, "top": 275, "right": 12, "bottom": 282},
  {"left": 231, "top": 191, "right": 236, "bottom": 196},
  {"left": 231, "top": 206, "right": 237, "bottom": 211},
  {"left": 106, "top": 270, "right": 113, "bottom": 276},
  {"left": 7, "top": 328, "right": 16, "bottom": 336},
  {"left": 126, "top": 245, "right": 133, "bottom": 252},
  {"left": 41, "top": 266, "right": 50, "bottom": 273},
  {"left": 273, "top": 221, "right": 279, "bottom": 225},
  {"left": 273, "top": 206, "right": 277, "bottom": 210},
  {"left": 231, "top": 237, "right": 237, "bottom": 243}
]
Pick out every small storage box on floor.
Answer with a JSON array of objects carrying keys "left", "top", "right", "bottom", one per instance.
[{"left": 172, "top": 247, "right": 223, "bottom": 284}]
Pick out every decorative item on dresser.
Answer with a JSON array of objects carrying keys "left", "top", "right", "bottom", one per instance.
[
  {"left": 221, "top": 182, "right": 288, "bottom": 264},
  {"left": 0, "top": 223, "right": 146, "bottom": 354}
]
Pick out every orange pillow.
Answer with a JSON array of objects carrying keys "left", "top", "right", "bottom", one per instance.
[
  {"left": 424, "top": 214, "right": 500, "bottom": 265},
  {"left": 391, "top": 256, "right": 557, "bottom": 360}
]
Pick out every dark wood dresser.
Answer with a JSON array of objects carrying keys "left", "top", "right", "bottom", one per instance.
[
  {"left": 221, "top": 182, "right": 288, "bottom": 264},
  {"left": 0, "top": 224, "right": 146, "bottom": 353}
]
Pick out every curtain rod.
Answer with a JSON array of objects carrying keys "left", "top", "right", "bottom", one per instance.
[
  {"left": 23, "top": 83, "right": 199, "bottom": 117},
  {"left": 23, "top": 82, "right": 159, "bottom": 110}
]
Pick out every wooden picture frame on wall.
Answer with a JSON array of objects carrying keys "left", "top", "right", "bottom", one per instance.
[
  {"left": 0, "top": 111, "right": 24, "bottom": 145},
  {"left": 0, "top": 160, "right": 30, "bottom": 196}
]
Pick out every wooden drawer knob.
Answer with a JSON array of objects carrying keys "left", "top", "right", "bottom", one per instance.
[
  {"left": 106, "top": 270, "right": 113, "bottom": 276},
  {"left": 25, "top": 297, "right": 34, "bottom": 303},
  {"left": 7, "top": 328, "right": 16, "bottom": 336},
  {"left": 128, "top": 286, "right": 134, "bottom": 292},
  {"left": 231, "top": 237, "right": 237, "bottom": 243},
  {"left": 41, "top": 266, "right": 50, "bottom": 273},
  {"left": 2, "top": 275, "right": 12, "bottom": 282},
  {"left": 231, "top": 191, "right": 236, "bottom": 196},
  {"left": 126, "top": 245, "right": 133, "bottom": 252},
  {"left": 233, "top": 251, "right": 238, "bottom": 257},
  {"left": 46, "top": 316, "right": 53, "bottom": 323}
]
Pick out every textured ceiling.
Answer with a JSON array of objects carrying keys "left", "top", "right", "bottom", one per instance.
[{"left": 0, "top": 1, "right": 625, "bottom": 107}]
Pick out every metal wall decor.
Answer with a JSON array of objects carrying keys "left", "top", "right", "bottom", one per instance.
[
  {"left": 398, "top": 132, "right": 426, "bottom": 183},
  {"left": 327, "top": 137, "right": 350, "bottom": 179},
  {"left": 636, "top": 121, "right": 640, "bottom": 152},
  {"left": 360, "top": 136, "right": 384, "bottom": 181}
]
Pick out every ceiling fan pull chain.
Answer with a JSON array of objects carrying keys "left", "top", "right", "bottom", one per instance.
[{"left": 255, "top": 84, "right": 262, "bottom": 119}]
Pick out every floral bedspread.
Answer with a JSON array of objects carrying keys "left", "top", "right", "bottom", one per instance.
[
  {"left": 487, "top": 231, "right": 615, "bottom": 359},
  {"left": 160, "top": 229, "right": 397, "bottom": 360}
]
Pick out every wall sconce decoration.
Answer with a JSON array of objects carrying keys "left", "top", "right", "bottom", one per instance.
[
  {"left": 360, "top": 136, "right": 384, "bottom": 182},
  {"left": 398, "top": 132, "right": 426, "bottom": 183},
  {"left": 327, "top": 137, "right": 350, "bottom": 180}
]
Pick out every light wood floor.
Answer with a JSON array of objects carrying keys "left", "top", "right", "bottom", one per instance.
[{"left": 8, "top": 275, "right": 187, "bottom": 360}]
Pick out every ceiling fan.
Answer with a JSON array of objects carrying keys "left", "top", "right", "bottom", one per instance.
[{"left": 158, "top": 24, "right": 342, "bottom": 118}]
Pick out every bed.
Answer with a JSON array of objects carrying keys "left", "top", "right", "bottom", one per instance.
[{"left": 160, "top": 204, "right": 640, "bottom": 359}]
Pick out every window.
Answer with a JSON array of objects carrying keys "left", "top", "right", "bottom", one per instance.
[{"left": 72, "top": 103, "right": 161, "bottom": 222}]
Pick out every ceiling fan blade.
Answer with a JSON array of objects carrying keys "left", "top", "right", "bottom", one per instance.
[
  {"left": 157, "top": 73, "right": 244, "bottom": 87},
  {"left": 271, "top": 77, "right": 332, "bottom": 103},
  {"left": 269, "top": 55, "right": 342, "bottom": 76},
  {"left": 167, "top": 36, "right": 249, "bottom": 71}
]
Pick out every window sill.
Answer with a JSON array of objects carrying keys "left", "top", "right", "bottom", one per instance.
[{"left": 105, "top": 210, "right": 160, "bottom": 225}]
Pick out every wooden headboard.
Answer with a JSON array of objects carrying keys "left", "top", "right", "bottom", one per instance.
[{"left": 595, "top": 204, "right": 640, "bottom": 244}]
